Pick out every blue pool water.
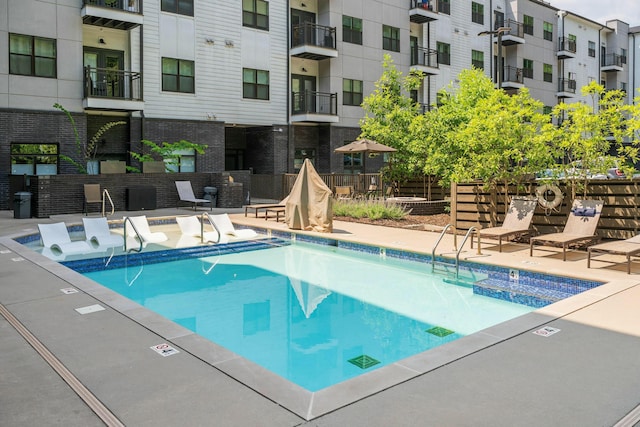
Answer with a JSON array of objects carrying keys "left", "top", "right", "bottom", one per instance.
[{"left": 76, "top": 240, "right": 541, "bottom": 391}]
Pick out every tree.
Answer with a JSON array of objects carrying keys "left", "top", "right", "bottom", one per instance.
[
  {"left": 359, "top": 54, "right": 423, "bottom": 181},
  {"left": 129, "top": 139, "right": 207, "bottom": 173}
]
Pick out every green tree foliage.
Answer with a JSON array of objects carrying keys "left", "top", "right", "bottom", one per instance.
[{"left": 129, "top": 139, "right": 207, "bottom": 173}]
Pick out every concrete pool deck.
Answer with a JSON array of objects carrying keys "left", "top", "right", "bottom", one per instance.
[{"left": 1, "top": 206, "right": 640, "bottom": 426}]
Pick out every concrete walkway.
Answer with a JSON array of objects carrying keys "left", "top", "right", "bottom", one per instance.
[{"left": 1, "top": 207, "right": 640, "bottom": 426}]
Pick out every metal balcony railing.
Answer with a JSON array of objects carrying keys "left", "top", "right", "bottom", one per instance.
[
  {"left": 558, "top": 37, "right": 576, "bottom": 53},
  {"left": 602, "top": 53, "right": 623, "bottom": 68},
  {"left": 291, "top": 22, "right": 336, "bottom": 50},
  {"left": 84, "top": 0, "right": 140, "bottom": 13},
  {"left": 411, "top": 47, "right": 439, "bottom": 68},
  {"left": 502, "top": 66, "right": 523, "bottom": 84},
  {"left": 291, "top": 91, "right": 337, "bottom": 116},
  {"left": 410, "top": 0, "right": 437, "bottom": 13},
  {"left": 84, "top": 66, "right": 142, "bottom": 101},
  {"left": 495, "top": 19, "right": 524, "bottom": 38},
  {"left": 558, "top": 78, "right": 577, "bottom": 93}
]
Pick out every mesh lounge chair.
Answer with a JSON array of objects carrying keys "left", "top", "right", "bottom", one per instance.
[
  {"left": 176, "top": 215, "right": 228, "bottom": 244},
  {"left": 124, "top": 215, "right": 168, "bottom": 248},
  {"left": 38, "top": 222, "right": 93, "bottom": 259},
  {"left": 474, "top": 197, "right": 538, "bottom": 252},
  {"left": 207, "top": 213, "right": 258, "bottom": 239},
  {"left": 175, "top": 181, "right": 212, "bottom": 211},
  {"left": 82, "top": 217, "right": 124, "bottom": 251},
  {"left": 587, "top": 234, "right": 640, "bottom": 274},
  {"left": 530, "top": 199, "right": 604, "bottom": 261}
]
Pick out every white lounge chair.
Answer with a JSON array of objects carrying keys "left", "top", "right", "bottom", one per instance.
[
  {"left": 207, "top": 213, "right": 258, "bottom": 239},
  {"left": 125, "top": 215, "right": 168, "bottom": 248},
  {"left": 176, "top": 215, "right": 228, "bottom": 244},
  {"left": 175, "top": 181, "right": 212, "bottom": 211},
  {"left": 82, "top": 217, "right": 124, "bottom": 251},
  {"left": 38, "top": 222, "right": 93, "bottom": 258}
]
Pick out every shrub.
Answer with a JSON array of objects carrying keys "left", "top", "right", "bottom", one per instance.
[{"left": 333, "top": 199, "right": 410, "bottom": 220}]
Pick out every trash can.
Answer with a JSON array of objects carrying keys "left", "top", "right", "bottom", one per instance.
[
  {"left": 14, "top": 192, "right": 32, "bottom": 219},
  {"left": 204, "top": 186, "right": 218, "bottom": 208}
]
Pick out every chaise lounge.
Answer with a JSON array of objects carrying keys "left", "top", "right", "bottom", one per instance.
[
  {"left": 587, "top": 234, "right": 640, "bottom": 274},
  {"left": 474, "top": 197, "right": 538, "bottom": 252},
  {"left": 175, "top": 181, "right": 212, "bottom": 211},
  {"left": 38, "top": 222, "right": 93, "bottom": 259}
]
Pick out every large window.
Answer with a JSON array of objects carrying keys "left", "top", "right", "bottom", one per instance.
[
  {"left": 543, "top": 63, "right": 553, "bottom": 83},
  {"left": 471, "top": 2, "right": 484, "bottom": 25},
  {"left": 437, "top": 42, "right": 451, "bottom": 65},
  {"left": 543, "top": 21, "right": 553, "bottom": 41},
  {"left": 161, "top": 0, "right": 193, "bottom": 16},
  {"left": 243, "top": 0, "right": 269, "bottom": 30},
  {"left": 162, "top": 58, "right": 195, "bottom": 93},
  {"left": 9, "top": 34, "right": 56, "bottom": 78},
  {"left": 243, "top": 68, "right": 269, "bottom": 100},
  {"left": 343, "top": 16, "right": 363, "bottom": 45},
  {"left": 382, "top": 25, "right": 400, "bottom": 52},
  {"left": 523, "top": 15, "right": 534, "bottom": 35},
  {"left": 472, "top": 50, "right": 484, "bottom": 70},
  {"left": 523, "top": 58, "right": 534, "bottom": 79},
  {"left": 294, "top": 149, "right": 316, "bottom": 172},
  {"left": 342, "top": 142, "right": 362, "bottom": 174},
  {"left": 343, "top": 79, "right": 363, "bottom": 106},
  {"left": 439, "top": 0, "right": 451, "bottom": 15},
  {"left": 588, "top": 41, "right": 596, "bottom": 57},
  {"left": 164, "top": 148, "right": 196, "bottom": 173},
  {"left": 11, "top": 143, "right": 58, "bottom": 175}
]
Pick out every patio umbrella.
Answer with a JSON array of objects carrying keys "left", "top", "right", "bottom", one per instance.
[{"left": 334, "top": 138, "right": 397, "bottom": 185}]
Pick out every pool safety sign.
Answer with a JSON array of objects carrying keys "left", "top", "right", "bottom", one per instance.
[
  {"left": 533, "top": 326, "right": 561, "bottom": 337},
  {"left": 151, "top": 343, "right": 180, "bottom": 357}
]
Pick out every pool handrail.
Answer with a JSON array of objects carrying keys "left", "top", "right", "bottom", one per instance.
[
  {"left": 431, "top": 224, "right": 455, "bottom": 269},
  {"left": 432, "top": 225, "right": 482, "bottom": 279},
  {"left": 456, "top": 227, "right": 481, "bottom": 277},
  {"left": 122, "top": 216, "right": 144, "bottom": 253},
  {"left": 203, "top": 213, "right": 224, "bottom": 244}
]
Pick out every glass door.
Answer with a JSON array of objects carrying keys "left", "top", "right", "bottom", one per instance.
[
  {"left": 83, "top": 48, "right": 124, "bottom": 97},
  {"left": 291, "top": 9, "right": 315, "bottom": 46},
  {"left": 291, "top": 74, "right": 316, "bottom": 114}
]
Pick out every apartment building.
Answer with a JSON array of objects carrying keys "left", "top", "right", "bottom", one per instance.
[{"left": 0, "top": 0, "right": 634, "bottom": 209}]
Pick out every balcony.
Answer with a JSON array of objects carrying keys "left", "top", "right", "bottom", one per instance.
[
  {"left": 409, "top": 0, "right": 439, "bottom": 23},
  {"left": 557, "top": 37, "right": 576, "bottom": 59},
  {"left": 495, "top": 19, "right": 525, "bottom": 45},
  {"left": 601, "top": 53, "right": 624, "bottom": 72},
  {"left": 557, "top": 78, "right": 577, "bottom": 98},
  {"left": 290, "top": 22, "right": 337, "bottom": 60},
  {"left": 82, "top": 0, "right": 143, "bottom": 30},
  {"left": 410, "top": 47, "right": 439, "bottom": 75},
  {"left": 501, "top": 66, "right": 524, "bottom": 89},
  {"left": 291, "top": 91, "right": 338, "bottom": 123},
  {"left": 83, "top": 66, "right": 144, "bottom": 111}
]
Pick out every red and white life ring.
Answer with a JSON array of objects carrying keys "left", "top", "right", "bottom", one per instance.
[{"left": 536, "top": 184, "right": 564, "bottom": 209}]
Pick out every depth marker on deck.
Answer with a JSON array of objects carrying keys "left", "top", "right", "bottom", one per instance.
[
  {"left": 533, "top": 326, "right": 561, "bottom": 337},
  {"left": 151, "top": 343, "right": 180, "bottom": 357}
]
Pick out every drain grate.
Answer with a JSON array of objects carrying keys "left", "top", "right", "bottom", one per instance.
[
  {"left": 426, "top": 326, "right": 454, "bottom": 337},
  {"left": 348, "top": 354, "right": 380, "bottom": 369}
]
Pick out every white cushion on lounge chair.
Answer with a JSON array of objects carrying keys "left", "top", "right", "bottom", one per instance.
[
  {"left": 83, "top": 217, "right": 123, "bottom": 250},
  {"left": 38, "top": 222, "right": 93, "bottom": 258},
  {"left": 176, "top": 215, "right": 228, "bottom": 244},
  {"left": 208, "top": 213, "right": 258, "bottom": 239},
  {"left": 125, "top": 215, "right": 168, "bottom": 247}
]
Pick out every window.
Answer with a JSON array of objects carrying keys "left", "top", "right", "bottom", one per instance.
[
  {"left": 342, "top": 142, "right": 362, "bottom": 174},
  {"left": 382, "top": 25, "right": 400, "bottom": 52},
  {"left": 543, "top": 21, "right": 553, "bottom": 41},
  {"left": 523, "top": 15, "right": 534, "bottom": 35},
  {"left": 439, "top": 0, "right": 451, "bottom": 15},
  {"left": 161, "top": 0, "right": 193, "bottom": 16},
  {"left": 343, "top": 16, "right": 363, "bottom": 45},
  {"left": 243, "top": 0, "right": 269, "bottom": 30},
  {"left": 472, "top": 50, "right": 484, "bottom": 70},
  {"left": 588, "top": 41, "right": 596, "bottom": 57},
  {"left": 568, "top": 34, "right": 576, "bottom": 46},
  {"left": 9, "top": 34, "right": 56, "bottom": 78},
  {"left": 620, "top": 82, "right": 627, "bottom": 93},
  {"left": 621, "top": 48, "right": 627, "bottom": 64},
  {"left": 471, "top": 2, "right": 484, "bottom": 25},
  {"left": 523, "top": 59, "right": 534, "bottom": 79},
  {"left": 295, "top": 149, "right": 316, "bottom": 172},
  {"left": 343, "top": 79, "right": 363, "bottom": 106},
  {"left": 162, "top": 58, "right": 195, "bottom": 93},
  {"left": 437, "top": 42, "right": 451, "bottom": 65},
  {"left": 11, "top": 143, "right": 58, "bottom": 175},
  {"left": 164, "top": 148, "right": 196, "bottom": 173},
  {"left": 543, "top": 63, "right": 553, "bottom": 83},
  {"left": 243, "top": 68, "right": 269, "bottom": 100}
]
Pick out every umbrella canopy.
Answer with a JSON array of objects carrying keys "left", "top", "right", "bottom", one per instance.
[{"left": 334, "top": 138, "right": 397, "bottom": 154}]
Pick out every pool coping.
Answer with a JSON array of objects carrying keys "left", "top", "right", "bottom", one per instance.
[{"left": 4, "top": 217, "right": 639, "bottom": 421}]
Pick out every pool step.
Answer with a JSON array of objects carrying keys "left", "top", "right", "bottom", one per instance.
[{"left": 473, "top": 277, "right": 576, "bottom": 308}]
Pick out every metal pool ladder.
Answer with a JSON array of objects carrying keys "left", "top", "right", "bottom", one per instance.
[
  {"left": 431, "top": 225, "right": 481, "bottom": 279},
  {"left": 123, "top": 216, "right": 143, "bottom": 253}
]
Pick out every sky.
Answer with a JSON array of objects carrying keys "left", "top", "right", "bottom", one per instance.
[{"left": 549, "top": 0, "right": 640, "bottom": 27}]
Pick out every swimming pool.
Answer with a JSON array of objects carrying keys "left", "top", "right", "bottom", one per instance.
[{"left": 61, "top": 236, "right": 601, "bottom": 392}]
